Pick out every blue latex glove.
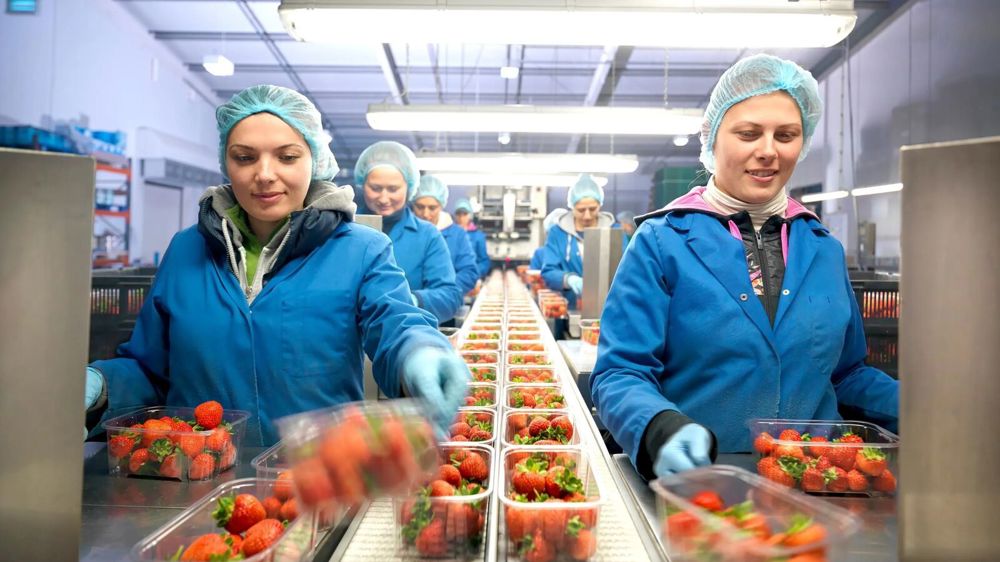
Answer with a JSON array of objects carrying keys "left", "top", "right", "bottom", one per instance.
[
  {"left": 653, "top": 423, "right": 712, "bottom": 477},
  {"left": 402, "top": 347, "right": 471, "bottom": 436},
  {"left": 85, "top": 367, "right": 104, "bottom": 410},
  {"left": 566, "top": 275, "right": 583, "bottom": 295}
]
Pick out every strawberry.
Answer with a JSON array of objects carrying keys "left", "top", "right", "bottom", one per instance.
[
  {"left": 505, "top": 505, "right": 539, "bottom": 542},
  {"left": 414, "top": 518, "right": 448, "bottom": 556},
  {"left": 262, "top": 495, "right": 282, "bottom": 519},
  {"left": 128, "top": 448, "right": 151, "bottom": 473},
  {"left": 279, "top": 498, "right": 298, "bottom": 522},
  {"left": 108, "top": 435, "right": 136, "bottom": 459},
  {"left": 826, "top": 444, "right": 856, "bottom": 471},
  {"left": 429, "top": 480, "right": 455, "bottom": 497},
  {"left": 159, "top": 453, "right": 181, "bottom": 479},
  {"left": 292, "top": 457, "right": 334, "bottom": 506},
  {"left": 847, "top": 469, "right": 869, "bottom": 492},
  {"left": 757, "top": 456, "right": 803, "bottom": 487},
  {"left": 568, "top": 528, "right": 597, "bottom": 561},
  {"left": 188, "top": 453, "right": 216, "bottom": 480},
  {"left": 540, "top": 503, "right": 568, "bottom": 547},
  {"left": 170, "top": 420, "right": 194, "bottom": 442},
  {"left": 140, "top": 419, "right": 172, "bottom": 448},
  {"left": 219, "top": 442, "right": 237, "bottom": 470},
  {"left": 224, "top": 533, "right": 243, "bottom": 556},
  {"left": 825, "top": 466, "right": 848, "bottom": 492},
  {"left": 451, "top": 435, "right": 469, "bottom": 442},
  {"left": 214, "top": 493, "right": 266, "bottom": 534},
  {"left": 753, "top": 432, "right": 775, "bottom": 455},
  {"left": 801, "top": 467, "right": 826, "bottom": 492},
  {"left": 665, "top": 511, "right": 701, "bottom": 542},
  {"left": 274, "top": 471, "right": 294, "bottom": 501},
  {"left": 521, "top": 529, "right": 556, "bottom": 562},
  {"left": 458, "top": 453, "right": 489, "bottom": 482},
  {"left": 805, "top": 435, "right": 830, "bottom": 458},
  {"left": 469, "top": 427, "right": 492, "bottom": 441},
  {"left": 445, "top": 502, "right": 482, "bottom": 540},
  {"left": 241, "top": 518, "right": 285, "bottom": 557},
  {"left": 813, "top": 456, "right": 832, "bottom": 471},
  {"left": 439, "top": 464, "right": 463, "bottom": 487},
  {"left": 508, "top": 413, "right": 529, "bottom": 432},
  {"left": 782, "top": 514, "right": 827, "bottom": 548},
  {"left": 550, "top": 416, "right": 574, "bottom": 441},
  {"left": 772, "top": 444, "right": 806, "bottom": 460},
  {"left": 449, "top": 422, "right": 472, "bottom": 439},
  {"left": 778, "top": 429, "right": 802, "bottom": 441},
  {"left": 177, "top": 433, "right": 206, "bottom": 458},
  {"left": 690, "top": 490, "right": 725, "bottom": 512},
  {"left": 205, "top": 427, "right": 231, "bottom": 452},
  {"left": 194, "top": 400, "right": 224, "bottom": 430},
  {"left": 528, "top": 416, "right": 551, "bottom": 436},
  {"left": 179, "top": 532, "right": 230, "bottom": 561},
  {"left": 872, "top": 469, "right": 896, "bottom": 493},
  {"left": 838, "top": 431, "right": 864, "bottom": 444},
  {"left": 855, "top": 447, "right": 887, "bottom": 477}
]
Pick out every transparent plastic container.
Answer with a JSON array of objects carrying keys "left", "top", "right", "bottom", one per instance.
[
  {"left": 580, "top": 319, "right": 600, "bottom": 346},
  {"left": 501, "top": 409, "right": 578, "bottom": 448},
  {"left": 499, "top": 447, "right": 602, "bottom": 561},
  {"left": 468, "top": 365, "right": 498, "bottom": 384},
  {"left": 507, "top": 351, "right": 552, "bottom": 366},
  {"left": 460, "top": 340, "right": 500, "bottom": 352},
  {"left": 464, "top": 330, "right": 502, "bottom": 341},
  {"left": 103, "top": 406, "right": 250, "bottom": 481},
  {"left": 505, "top": 385, "right": 566, "bottom": 410},
  {"left": 275, "top": 400, "right": 438, "bottom": 510},
  {"left": 540, "top": 298, "right": 569, "bottom": 319},
  {"left": 463, "top": 383, "right": 498, "bottom": 409},
  {"left": 507, "top": 331, "right": 543, "bottom": 341},
  {"left": 469, "top": 323, "right": 503, "bottom": 332},
  {"left": 650, "top": 465, "right": 860, "bottom": 561},
  {"left": 460, "top": 351, "right": 500, "bottom": 367},
  {"left": 507, "top": 366, "right": 558, "bottom": 384},
  {"left": 507, "top": 317, "right": 538, "bottom": 325},
  {"left": 508, "top": 324, "right": 543, "bottom": 332},
  {"left": 131, "top": 478, "right": 316, "bottom": 561},
  {"left": 473, "top": 315, "right": 503, "bottom": 323},
  {"left": 393, "top": 443, "right": 494, "bottom": 559},
  {"left": 447, "top": 408, "right": 496, "bottom": 445},
  {"left": 748, "top": 419, "right": 900, "bottom": 496},
  {"left": 506, "top": 340, "right": 546, "bottom": 353},
  {"left": 251, "top": 443, "right": 344, "bottom": 533}
]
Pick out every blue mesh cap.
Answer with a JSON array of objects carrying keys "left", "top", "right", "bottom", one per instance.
[
  {"left": 353, "top": 141, "right": 420, "bottom": 193},
  {"left": 216, "top": 84, "right": 339, "bottom": 181},
  {"left": 454, "top": 198, "right": 474, "bottom": 217},
  {"left": 567, "top": 173, "right": 605, "bottom": 207},
  {"left": 412, "top": 174, "right": 449, "bottom": 206},
  {"left": 699, "top": 54, "right": 822, "bottom": 173}
]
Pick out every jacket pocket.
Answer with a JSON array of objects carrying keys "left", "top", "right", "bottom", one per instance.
[
  {"left": 808, "top": 294, "right": 851, "bottom": 373},
  {"left": 280, "top": 290, "right": 358, "bottom": 378}
]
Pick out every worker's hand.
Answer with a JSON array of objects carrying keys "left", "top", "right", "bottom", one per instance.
[
  {"left": 402, "top": 347, "right": 471, "bottom": 437},
  {"left": 654, "top": 424, "right": 712, "bottom": 478},
  {"left": 85, "top": 367, "right": 104, "bottom": 410},
  {"left": 567, "top": 275, "right": 583, "bottom": 295}
]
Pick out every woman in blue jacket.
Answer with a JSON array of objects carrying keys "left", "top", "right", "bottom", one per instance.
[
  {"left": 354, "top": 142, "right": 463, "bottom": 325},
  {"left": 591, "top": 54, "right": 899, "bottom": 480},
  {"left": 411, "top": 175, "right": 479, "bottom": 299},
  {"left": 453, "top": 198, "right": 490, "bottom": 279},
  {"left": 539, "top": 175, "right": 615, "bottom": 306},
  {"left": 83, "top": 85, "right": 469, "bottom": 446}
]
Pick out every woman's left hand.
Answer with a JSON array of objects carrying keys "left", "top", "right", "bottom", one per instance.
[{"left": 402, "top": 347, "right": 471, "bottom": 436}]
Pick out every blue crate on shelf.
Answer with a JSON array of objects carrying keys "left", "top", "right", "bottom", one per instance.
[{"left": 0, "top": 126, "right": 76, "bottom": 153}]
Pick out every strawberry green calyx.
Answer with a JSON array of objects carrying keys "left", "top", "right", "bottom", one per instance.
[
  {"left": 785, "top": 513, "right": 814, "bottom": 535},
  {"left": 861, "top": 447, "right": 886, "bottom": 461},
  {"left": 777, "top": 456, "right": 807, "bottom": 480},
  {"left": 565, "top": 515, "right": 585, "bottom": 537},
  {"left": 149, "top": 438, "right": 176, "bottom": 462},
  {"left": 212, "top": 495, "right": 236, "bottom": 528},
  {"left": 554, "top": 466, "right": 584, "bottom": 494},
  {"left": 721, "top": 500, "right": 755, "bottom": 522},
  {"left": 169, "top": 545, "right": 184, "bottom": 561},
  {"left": 822, "top": 468, "right": 841, "bottom": 484}
]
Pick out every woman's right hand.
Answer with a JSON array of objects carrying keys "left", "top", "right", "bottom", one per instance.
[
  {"left": 653, "top": 423, "right": 712, "bottom": 477},
  {"left": 85, "top": 368, "right": 103, "bottom": 410}
]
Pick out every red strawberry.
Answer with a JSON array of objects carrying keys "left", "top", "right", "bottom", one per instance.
[
  {"left": 772, "top": 444, "right": 806, "bottom": 460},
  {"left": 241, "top": 519, "right": 285, "bottom": 557},
  {"left": 469, "top": 427, "right": 492, "bottom": 441},
  {"left": 429, "top": 480, "right": 455, "bottom": 497},
  {"left": 438, "top": 464, "right": 463, "bottom": 487},
  {"left": 806, "top": 435, "right": 830, "bottom": 458},
  {"left": 872, "top": 469, "right": 896, "bottom": 493},
  {"left": 213, "top": 493, "right": 266, "bottom": 534},
  {"left": 813, "top": 456, "right": 832, "bottom": 471},
  {"left": 757, "top": 456, "right": 802, "bottom": 487},
  {"left": 194, "top": 400, "right": 224, "bottom": 430},
  {"left": 847, "top": 470, "right": 869, "bottom": 492},
  {"left": 262, "top": 495, "right": 282, "bottom": 519},
  {"left": 753, "top": 432, "right": 775, "bottom": 455},
  {"left": 665, "top": 511, "right": 701, "bottom": 541},
  {"left": 550, "top": 416, "right": 574, "bottom": 441},
  {"left": 540, "top": 503, "right": 568, "bottom": 547},
  {"left": 508, "top": 413, "right": 529, "bottom": 432},
  {"left": 528, "top": 417, "right": 551, "bottom": 437},
  {"left": 801, "top": 467, "right": 826, "bottom": 492},
  {"left": 274, "top": 471, "right": 294, "bottom": 501},
  {"left": 568, "top": 528, "right": 597, "bottom": 561},
  {"left": 170, "top": 419, "right": 194, "bottom": 441},
  {"left": 458, "top": 453, "right": 489, "bottom": 482},
  {"left": 219, "top": 442, "right": 237, "bottom": 470},
  {"left": 414, "top": 518, "right": 448, "bottom": 556},
  {"left": 449, "top": 422, "right": 472, "bottom": 439},
  {"left": 128, "top": 448, "right": 151, "bottom": 473},
  {"left": 177, "top": 433, "right": 206, "bottom": 458},
  {"left": 205, "top": 427, "right": 230, "bottom": 452},
  {"left": 521, "top": 529, "right": 556, "bottom": 562},
  {"left": 855, "top": 447, "right": 887, "bottom": 477},
  {"left": 451, "top": 435, "right": 469, "bottom": 442},
  {"left": 690, "top": 490, "right": 725, "bottom": 512},
  {"left": 108, "top": 435, "right": 136, "bottom": 459},
  {"left": 140, "top": 419, "right": 172, "bottom": 448},
  {"left": 825, "top": 467, "right": 848, "bottom": 492},
  {"left": 224, "top": 533, "right": 243, "bottom": 556},
  {"left": 179, "top": 532, "right": 230, "bottom": 561},
  {"left": 292, "top": 458, "right": 334, "bottom": 506},
  {"left": 159, "top": 453, "right": 181, "bottom": 479},
  {"left": 826, "top": 444, "right": 856, "bottom": 471},
  {"left": 188, "top": 453, "right": 216, "bottom": 480},
  {"left": 505, "top": 506, "right": 539, "bottom": 542},
  {"left": 778, "top": 429, "right": 802, "bottom": 441},
  {"left": 445, "top": 502, "right": 482, "bottom": 540},
  {"left": 279, "top": 498, "right": 298, "bottom": 522},
  {"left": 838, "top": 431, "right": 864, "bottom": 444},
  {"left": 520, "top": 393, "right": 537, "bottom": 408}
]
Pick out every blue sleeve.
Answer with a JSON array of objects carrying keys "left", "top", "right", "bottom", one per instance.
[
  {"left": 474, "top": 232, "right": 491, "bottom": 279},
  {"left": 450, "top": 229, "right": 480, "bottom": 295},
  {"left": 540, "top": 228, "right": 570, "bottom": 290},
  {"left": 591, "top": 224, "right": 679, "bottom": 467},
  {"left": 358, "top": 236, "right": 451, "bottom": 396},
  {"left": 830, "top": 270, "right": 900, "bottom": 432},
  {"left": 413, "top": 228, "right": 463, "bottom": 323},
  {"left": 529, "top": 248, "right": 543, "bottom": 270}
]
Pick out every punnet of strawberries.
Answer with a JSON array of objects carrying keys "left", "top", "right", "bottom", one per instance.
[
  {"left": 396, "top": 445, "right": 493, "bottom": 558},
  {"left": 465, "top": 331, "right": 501, "bottom": 341},
  {"left": 104, "top": 401, "right": 248, "bottom": 481},
  {"left": 469, "top": 365, "right": 498, "bottom": 383},
  {"left": 508, "top": 353, "right": 552, "bottom": 366},
  {"left": 505, "top": 412, "right": 575, "bottom": 446},
  {"left": 461, "top": 351, "right": 499, "bottom": 366},
  {"left": 448, "top": 410, "right": 494, "bottom": 443},
  {"left": 508, "top": 367, "right": 557, "bottom": 384},
  {"left": 507, "top": 341, "right": 546, "bottom": 352},
  {"left": 502, "top": 449, "right": 600, "bottom": 562},
  {"left": 507, "top": 386, "right": 565, "bottom": 410},
  {"left": 508, "top": 332, "right": 543, "bottom": 341},
  {"left": 752, "top": 425, "right": 898, "bottom": 496},
  {"left": 507, "top": 317, "right": 537, "bottom": 325},
  {"left": 461, "top": 341, "right": 500, "bottom": 351},
  {"left": 463, "top": 384, "right": 497, "bottom": 408},
  {"left": 509, "top": 324, "right": 542, "bottom": 331}
]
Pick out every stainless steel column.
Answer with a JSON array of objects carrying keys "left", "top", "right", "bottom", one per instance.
[
  {"left": 899, "top": 136, "right": 1000, "bottom": 561},
  {"left": 354, "top": 214, "right": 386, "bottom": 401},
  {"left": 581, "top": 227, "right": 624, "bottom": 320},
  {"left": 0, "top": 148, "right": 95, "bottom": 561}
]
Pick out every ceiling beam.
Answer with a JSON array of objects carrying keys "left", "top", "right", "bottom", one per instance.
[
  {"left": 215, "top": 90, "right": 708, "bottom": 105},
  {"left": 425, "top": 44, "right": 451, "bottom": 151},
  {"left": 374, "top": 44, "right": 423, "bottom": 151},
  {"left": 809, "top": 0, "right": 913, "bottom": 81},
  {"left": 566, "top": 45, "right": 634, "bottom": 154},
  {"left": 152, "top": 31, "right": 293, "bottom": 41}
]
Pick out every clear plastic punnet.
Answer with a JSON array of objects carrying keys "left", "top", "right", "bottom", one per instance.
[{"left": 501, "top": 409, "right": 578, "bottom": 448}]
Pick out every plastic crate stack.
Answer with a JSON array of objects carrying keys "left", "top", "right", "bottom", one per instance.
[{"left": 851, "top": 279, "right": 899, "bottom": 378}]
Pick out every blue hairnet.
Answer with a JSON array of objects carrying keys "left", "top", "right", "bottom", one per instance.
[
  {"left": 216, "top": 84, "right": 339, "bottom": 181},
  {"left": 699, "top": 54, "right": 822, "bottom": 173},
  {"left": 353, "top": 141, "right": 420, "bottom": 193},
  {"left": 567, "top": 174, "right": 604, "bottom": 207},
  {"left": 412, "top": 174, "right": 449, "bottom": 206},
  {"left": 454, "top": 198, "right": 474, "bottom": 217}
]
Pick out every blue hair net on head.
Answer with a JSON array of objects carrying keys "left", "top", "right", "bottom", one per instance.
[
  {"left": 412, "top": 174, "right": 449, "bottom": 206},
  {"left": 699, "top": 54, "right": 822, "bottom": 173},
  {"left": 353, "top": 141, "right": 420, "bottom": 193},
  {"left": 454, "top": 198, "right": 474, "bottom": 217},
  {"left": 567, "top": 174, "right": 605, "bottom": 207},
  {"left": 216, "top": 84, "right": 339, "bottom": 181}
]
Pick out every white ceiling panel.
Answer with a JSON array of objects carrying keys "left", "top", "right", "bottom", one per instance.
[
  {"left": 167, "top": 40, "right": 278, "bottom": 65},
  {"left": 277, "top": 42, "right": 382, "bottom": 66},
  {"left": 121, "top": 1, "right": 255, "bottom": 33}
]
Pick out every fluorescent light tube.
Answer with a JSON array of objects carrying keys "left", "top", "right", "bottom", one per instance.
[
  {"left": 433, "top": 173, "right": 608, "bottom": 188},
  {"left": 500, "top": 66, "right": 519, "bottom": 80},
  {"left": 279, "top": 1, "right": 856, "bottom": 49},
  {"left": 415, "top": 153, "right": 639, "bottom": 174},
  {"left": 368, "top": 104, "right": 703, "bottom": 136},
  {"left": 851, "top": 183, "right": 903, "bottom": 197},
  {"left": 202, "top": 54, "right": 234, "bottom": 77},
  {"left": 801, "top": 190, "right": 850, "bottom": 203}
]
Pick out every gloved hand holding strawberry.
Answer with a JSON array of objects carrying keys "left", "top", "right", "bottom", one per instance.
[{"left": 402, "top": 347, "right": 471, "bottom": 437}]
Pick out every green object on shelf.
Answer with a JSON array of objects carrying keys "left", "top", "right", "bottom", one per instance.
[{"left": 650, "top": 166, "right": 707, "bottom": 209}]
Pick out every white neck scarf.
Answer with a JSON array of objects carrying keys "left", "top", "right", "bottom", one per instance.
[{"left": 703, "top": 176, "right": 788, "bottom": 232}]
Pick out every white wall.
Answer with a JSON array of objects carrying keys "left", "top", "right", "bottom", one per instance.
[
  {"left": 794, "top": 0, "right": 1000, "bottom": 258},
  {"left": 0, "top": 0, "right": 220, "bottom": 264}
]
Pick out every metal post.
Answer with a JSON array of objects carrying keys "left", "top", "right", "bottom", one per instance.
[{"left": 581, "top": 227, "right": 624, "bottom": 320}]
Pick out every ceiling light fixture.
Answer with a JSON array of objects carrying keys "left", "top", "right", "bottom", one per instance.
[
  {"left": 851, "top": 183, "right": 903, "bottom": 197},
  {"left": 202, "top": 54, "right": 234, "bottom": 77},
  {"left": 500, "top": 66, "right": 519, "bottom": 80},
  {"left": 672, "top": 135, "right": 690, "bottom": 147},
  {"left": 433, "top": 172, "right": 608, "bottom": 188},
  {"left": 278, "top": 1, "right": 856, "bottom": 49},
  {"left": 801, "top": 190, "right": 850, "bottom": 203},
  {"left": 367, "top": 104, "right": 702, "bottom": 136},
  {"left": 416, "top": 152, "right": 638, "bottom": 174},
  {"left": 497, "top": 132, "right": 511, "bottom": 145}
]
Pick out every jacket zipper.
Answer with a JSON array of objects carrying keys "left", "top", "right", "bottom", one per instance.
[{"left": 753, "top": 228, "right": 774, "bottom": 320}]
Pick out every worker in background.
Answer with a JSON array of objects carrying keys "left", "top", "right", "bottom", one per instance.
[
  {"left": 617, "top": 210, "right": 637, "bottom": 244},
  {"left": 84, "top": 85, "right": 469, "bottom": 446},
  {"left": 411, "top": 175, "right": 479, "bottom": 311},
  {"left": 354, "top": 141, "right": 463, "bottom": 325},
  {"left": 591, "top": 55, "right": 898, "bottom": 480},
  {"left": 453, "top": 198, "right": 490, "bottom": 279},
  {"left": 539, "top": 174, "right": 615, "bottom": 307},
  {"left": 529, "top": 209, "right": 567, "bottom": 270}
]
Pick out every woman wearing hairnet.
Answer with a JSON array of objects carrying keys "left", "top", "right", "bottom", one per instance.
[
  {"left": 538, "top": 174, "right": 616, "bottom": 306},
  {"left": 354, "top": 142, "right": 463, "bottom": 324},
  {"left": 83, "top": 85, "right": 469, "bottom": 446},
  {"left": 591, "top": 55, "right": 898, "bottom": 480},
  {"left": 453, "top": 198, "right": 491, "bottom": 279},
  {"left": 410, "top": 175, "right": 479, "bottom": 302},
  {"left": 529, "top": 209, "right": 568, "bottom": 270}
]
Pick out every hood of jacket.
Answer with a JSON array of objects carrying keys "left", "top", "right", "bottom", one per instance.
[
  {"left": 635, "top": 185, "right": 818, "bottom": 228},
  {"left": 556, "top": 209, "right": 616, "bottom": 239}
]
